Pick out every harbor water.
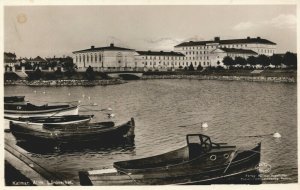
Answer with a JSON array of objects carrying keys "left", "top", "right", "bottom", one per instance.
[{"left": 4, "top": 79, "right": 297, "bottom": 184}]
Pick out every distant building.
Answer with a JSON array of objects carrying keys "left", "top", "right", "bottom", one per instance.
[
  {"left": 135, "top": 50, "right": 185, "bottom": 71},
  {"left": 174, "top": 36, "right": 276, "bottom": 67},
  {"left": 29, "top": 56, "right": 47, "bottom": 67},
  {"left": 73, "top": 43, "right": 136, "bottom": 71}
]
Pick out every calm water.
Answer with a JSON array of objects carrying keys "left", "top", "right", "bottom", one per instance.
[{"left": 4, "top": 79, "right": 297, "bottom": 184}]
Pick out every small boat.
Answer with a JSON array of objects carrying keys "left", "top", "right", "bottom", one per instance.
[
  {"left": 4, "top": 103, "right": 79, "bottom": 118},
  {"left": 4, "top": 96, "right": 25, "bottom": 104},
  {"left": 5, "top": 115, "right": 94, "bottom": 127},
  {"left": 79, "top": 134, "right": 261, "bottom": 185},
  {"left": 9, "top": 118, "right": 135, "bottom": 145}
]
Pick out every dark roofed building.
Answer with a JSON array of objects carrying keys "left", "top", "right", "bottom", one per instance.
[
  {"left": 135, "top": 50, "right": 186, "bottom": 71},
  {"left": 218, "top": 48, "right": 258, "bottom": 55},
  {"left": 73, "top": 43, "right": 134, "bottom": 54},
  {"left": 136, "top": 50, "right": 185, "bottom": 56},
  {"left": 174, "top": 36, "right": 277, "bottom": 68},
  {"left": 210, "top": 48, "right": 259, "bottom": 67},
  {"left": 175, "top": 37, "right": 276, "bottom": 47}
]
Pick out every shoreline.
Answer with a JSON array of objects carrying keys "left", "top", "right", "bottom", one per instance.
[
  {"left": 4, "top": 74, "right": 296, "bottom": 86},
  {"left": 4, "top": 79, "right": 126, "bottom": 86},
  {"left": 141, "top": 75, "right": 296, "bottom": 83}
]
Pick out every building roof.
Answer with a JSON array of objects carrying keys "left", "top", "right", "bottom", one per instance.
[
  {"left": 33, "top": 56, "right": 46, "bottom": 62},
  {"left": 73, "top": 43, "right": 134, "bottom": 53},
  {"left": 175, "top": 37, "right": 276, "bottom": 47},
  {"left": 136, "top": 50, "right": 185, "bottom": 56},
  {"left": 217, "top": 48, "right": 258, "bottom": 54}
]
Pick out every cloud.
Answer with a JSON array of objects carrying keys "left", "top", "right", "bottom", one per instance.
[
  {"left": 269, "top": 14, "right": 297, "bottom": 29},
  {"left": 233, "top": 14, "right": 296, "bottom": 31},
  {"left": 233, "top": 22, "right": 256, "bottom": 31},
  {"left": 143, "top": 37, "right": 183, "bottom": 50}
]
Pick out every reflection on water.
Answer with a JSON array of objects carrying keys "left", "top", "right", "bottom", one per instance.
[
  {"left": 16, "top": 138, "right": 135, "bottom": 155},
  {"left": 5, "top": 79, "right": 297, "bottom": 184}
]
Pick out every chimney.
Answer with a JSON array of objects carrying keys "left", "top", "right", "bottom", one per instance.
[
  {"left": 247, "top": 36, "right": 250, "bottom": 39},
  {"left": 91, "top": 45, "right": 95, "bottom": 49},
  {"left": 110, "top": 43, "right": 114, "bottom": 47},
  {"left": 257, "top": 37, "right": 261, "bottom": 39},
  {"left": 214, "top": 37, "right": 220, "bottom": 41}
]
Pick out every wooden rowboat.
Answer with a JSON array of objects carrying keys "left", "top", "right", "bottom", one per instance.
[
  {"left": 79, "top": 134, "right": 261, "bottom": 185},
  {"left": 4, "top": 103, "right": 79, "bottom": 118},
  {"left": 5, "top": 115, "right": 94, "bottom": 127},
  {"left": 4, "top": 96, "right": 25, "bottom": 103},
  {"left": 9, "top": 118, "right": 135, "bottom": 145}
]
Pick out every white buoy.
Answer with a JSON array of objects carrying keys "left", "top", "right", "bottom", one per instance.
[
  {"left": 82, "top": 94, "right": 85, "bottom": 98},
  {"left": 93, "top": 103, "right": 98, "bottom": 106},
  {"left": 78, "top": 100, "right": 81, "bottom": 103},
  {"left": 68, "top": 93, "right": 71, "bottom": 96},
  {"left": 107, "top": 107, "right": 112, "bottom": 111},
  {"left": 273, "top": 132, "right": 281, "bottom": 138},
  {"left": 88, "top": 96, "right": 91, "bottom": 100},
  {"left": 34, "top": 90, "right": 37, "bottom": 93},
  {"left": 201, "top": 122, "right": 208, "bottom": 128},
  {"left": 108, "top": 113, "right": 115, "bottom": 118},
  {"left": 43, "top": 91, "right": 46, "bottom": 94}
]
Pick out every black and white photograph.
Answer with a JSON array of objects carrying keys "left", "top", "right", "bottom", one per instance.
[{"left": 1, "top": 0, "right": 299, "bottom": 187}]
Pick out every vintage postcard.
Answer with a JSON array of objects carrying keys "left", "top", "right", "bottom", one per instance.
[{"left": 1, "top": 0, "right": 299, "bottom": 189}]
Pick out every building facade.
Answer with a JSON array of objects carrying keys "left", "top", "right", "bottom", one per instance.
[
  {"left": 73, "top": 43, "right": 136, "bottom": 71},
  {"left": 174, "top": 36, "right": 276, "bottom": 68},
  {"left": 210, "top": 48, "right": 258, "bottom": 67},
  {"left": 135, "top": 51, "right": 185, "bottom": 71}
]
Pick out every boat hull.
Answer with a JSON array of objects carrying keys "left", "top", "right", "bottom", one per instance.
[
  {"left": 79, "top": 143, "right": 261, "bottom": 185},
  {"left": 5, "top": 115, "right": 93, "bottom": 130},
  {"left": 10, "top": 118, "right": 135, "bottom": 145},
  {"left": 4, "top": 106, "right": 79, "bottom": 118},
  {"left": 4, "top": 106, "right": 79, "bottom": 129}
]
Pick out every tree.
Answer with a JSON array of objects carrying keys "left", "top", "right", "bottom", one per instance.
[
  {"left": 63, "top": 57, "right": 75, "bottom": 71},
  {"left": 29, "top": 68, "right": 42, "bottom": 80},
  {"left": 270, "top": 54, "right": 282, "bottom": 68},
  {"left": 247, "top": 56, "right": 257, "bottom": 67},
  {"left": 234, "top": 57, "right": 247, "bottom": 67},
  {"left": 85, "top": 66, "right": 96, "bottom": 80},
  {"left": 188, "top": 63, "right": 195, "bottom": 71},
  {"left": 256, "top": 55, "right": 270, "bottom": 67},
  {"left": 282, "top": 52, "right": 297, "bottom": 68},
  {"left": 196, "top": 64, "right": 203, "bottom": 71},
  {"left": 222, "top": 56, "right": 234, "bottom": 68}
]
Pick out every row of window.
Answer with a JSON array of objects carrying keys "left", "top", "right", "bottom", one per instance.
[
  {"left": 142, "top": 56, "right": 183, "bottom": 60},
  {"left": 185, "top": 51, "right": 209, "bottom": 55},
  {"left": 143, "top": 61, "right": 210, "bottom": 66},
  {"left": 75, "top": 54, "right": 103, "bottom": 63},
  {"left": 181, "top": 44, "right": 249, "bottom": 50},
  {"left": 257, "top": 49, "right": 274, "bottom": 54}
]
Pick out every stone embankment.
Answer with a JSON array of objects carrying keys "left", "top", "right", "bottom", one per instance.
[
  {"left": 4, "top": 79, "right": 126, "bottom": 86},
  {"left": 141, "top": 75, "right": 296, "bottom": 83}
]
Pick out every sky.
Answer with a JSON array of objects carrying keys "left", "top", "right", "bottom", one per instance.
[{"left": 4, "top": 5, "right": 297, "bottom": 58}]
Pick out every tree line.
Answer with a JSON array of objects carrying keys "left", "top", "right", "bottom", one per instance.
[{"left": 222, "top": 52, "right": 297, "bottom": 68}]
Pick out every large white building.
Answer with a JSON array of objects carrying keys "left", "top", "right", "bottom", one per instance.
[
  {"left": 73, "top": 43, "right": 136, "bottom": 71},
  {"left": 135, "top": 51, "right": 185, "bottom": 71},
  {"left": 174, "top": 36, "right": 276, "bottom": 67},
  {"left": 210, "top": 48, "right": 258, "bottom": 67},
  {"left": 72, "top": 37, "right": 277, "bottom": 70}
]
